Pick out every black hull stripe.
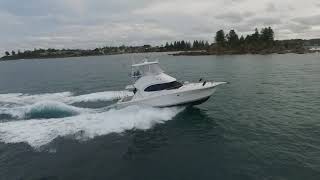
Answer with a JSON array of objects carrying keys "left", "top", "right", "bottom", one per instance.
[{"left": 158, "top": 96, "right": 211, "bottom": 108}]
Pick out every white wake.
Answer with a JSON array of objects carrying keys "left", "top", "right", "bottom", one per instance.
[
  {"left": 0, "top": 101, "right": 88, "bottom": 119},
  {"left": 0, "top": 106, "right": 182, "bottom": 148},
  {"left": 0, "top": 91, "right": 133, "bottom": 107},
  {"left": 0, "top": 91, "right": 183, "bottom": 149}
]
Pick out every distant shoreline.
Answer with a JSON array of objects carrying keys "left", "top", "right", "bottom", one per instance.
[
  {"left": 0, "top": 52, "right": 125, "bottom": 61},
  {"left": 171, "top": 49, "right": 320, "bottom": 56},
  {"left": 1, "top": 49, "right": 319, "bottom": 61},
  {"left": 2, "top": 26, "right": 320, "bottom": 61}
]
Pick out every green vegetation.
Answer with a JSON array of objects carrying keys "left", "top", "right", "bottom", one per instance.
[
  {"left": 214, "top": 27, "right": 275, "bottom": 53},
  {"left": 1, "top": 27, "right": 320, "bottom": 60},
  {"left": 0, "top": 40, "right": 210, "bottom": 60},
  {"left": 162, "top": 40, "right": 210, "bottom": 51},
  {"left": 215, "top": 30, "right": 226, "bottom": 47},
  {"left": 0, "top": 46, "right": 159, "bottom": 60},
  {"left": 174, "top": 27, "right": 320, "bottom": 56}
]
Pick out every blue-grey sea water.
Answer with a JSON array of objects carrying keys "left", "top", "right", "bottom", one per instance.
[{"left": 0, "top": 53, "right": 319, "bottom": 180}]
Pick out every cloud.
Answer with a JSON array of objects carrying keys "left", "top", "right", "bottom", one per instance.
[
  {"left": 293, "top": 14, "right": 320, "bottom": 26},
  {"left": 282, "top": 23, "right": 311, "bottom": 33},
  {"left": 265, "top": 2, "right": 276, "bottom": 12},
  {"left": 0, "top": 0, "right": 320, "bottom": 54},
  {"left": 133, "top": 0, "right": 214, "bottom": 16},
  {"left": 215, "top": 12, "right": 245, "bottom": 23},
  {"left": 246, "top": 17, "right": 282, "bottom": 26}
]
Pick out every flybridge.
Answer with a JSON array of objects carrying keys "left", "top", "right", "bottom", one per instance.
[{"left": 131, "top": 59, "right": 164, "bottom": 78}]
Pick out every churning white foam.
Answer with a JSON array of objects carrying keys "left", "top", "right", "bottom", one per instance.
[
  {"left": 0, "top": 91, "right": 133, "bottom": 120},
  {"left": 0, "top": 101, "right": 87, "bottom": 119},
  {"left": 68, "top": 91, "right": 133, "bottom": 103},
  {"left": 0, "top": 92, "right": 73, "bottom": 106},
  {"left": 0, "top": 91, "right": 181, "bottom": 148},
  {"left": 0, "top": 91, "right": 133, "bottom": 107},
  {"left": 0, "top": 106, "right": 183, "bottom": 148}
]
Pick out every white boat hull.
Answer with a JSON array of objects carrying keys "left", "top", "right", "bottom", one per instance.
[{"left": 115, "top": 82, "right": 225, "bottom": 108}]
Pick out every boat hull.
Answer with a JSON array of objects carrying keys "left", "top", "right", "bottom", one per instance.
[
  {"left": 163, "top": 96, "right": 211, "bottom": 107},
  {"left": 115, "top": 82, "right": 222, "bottom": 108}
]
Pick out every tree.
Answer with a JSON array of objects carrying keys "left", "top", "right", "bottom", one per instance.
[
  {"left": 200, "top": 40, "right": 205, "bottom": 48},
  {"left": 215, "top": 30, "right": 226, "bottom": 47},
  {"left": 205, "top": 41, "right": 210, "bottom": 48},
  {"left": 193, "top": 40, "right": 199, "bottom": 49},
  {"left": 165, "top": 42, "right": 169, "bottom": 49},
  {"left": 226, "top": 29, "right": 239, "bottom": 48},
  {"left": 260, "top": 27, "right": 274, "bottom": 47},
  {"left": 11, "top": 50, "right": 16, "bottom": 56},
  {"left": 267, "top": 27, "right": 274, "bottom": 41},
  {"left": 5, "top": 51, "right": 10, "bottom": 56},
  {"left": 186, "top": 41, "right": 192, "bottom": 49},
  {"left": 181, "top": 40, "right": 186, "bottom": 49},
  {"left": 261, "top": 27, "right": 274, "bottom": 42},
  {"left": 169, "top": 42, "right": 174, "bottom": 50},
  {"left": 252, "top": 28, "right": 260, "bottom": 42},
  {"left": 245, "top": 34, "right": 252, "bottom": 43},
  {"left": 174, "top": 41, "right": 177, "bottom": 49},
  {"left": 239, "top": 35, "right": 245, "bottom": 44}
]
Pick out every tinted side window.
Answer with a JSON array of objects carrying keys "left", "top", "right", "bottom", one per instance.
[{"left": 144, "top": 81, "right": 182, "bottom": 92}]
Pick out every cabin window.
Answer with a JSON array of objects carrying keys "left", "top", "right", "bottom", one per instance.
[{"left": 144, "top": 81, "right": 183, "bottom": 92}]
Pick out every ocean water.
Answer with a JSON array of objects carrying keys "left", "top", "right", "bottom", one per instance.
[{"left": 0, "top": 53, "right": 319, "bottom": 180}]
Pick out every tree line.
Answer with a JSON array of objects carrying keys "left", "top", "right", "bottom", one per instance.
[
  {"left": 163, "top": 40, "right": 210, "bottom": 51},
  {"left": 215, "top": 27, "right": 275, "bottom": 52},
  {"left": 3, "top": 39, "right": 211, "bottom": 58}
]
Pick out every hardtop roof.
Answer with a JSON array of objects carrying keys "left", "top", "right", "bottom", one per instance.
[{"left": 132, "top": 61, "right": 159, "bottom": 67}]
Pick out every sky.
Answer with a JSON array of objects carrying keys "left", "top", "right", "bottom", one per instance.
[{"left": 0, "top": 0, "right": 320, "bottom": 53}]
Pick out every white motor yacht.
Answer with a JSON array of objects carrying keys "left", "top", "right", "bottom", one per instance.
[{"left": 115, "top": 59, "right": 226, "bottom": 108}]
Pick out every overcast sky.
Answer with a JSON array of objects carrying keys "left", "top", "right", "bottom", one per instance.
[{"left": 1, "top": 0, "right": 320, "bottom": 53}]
